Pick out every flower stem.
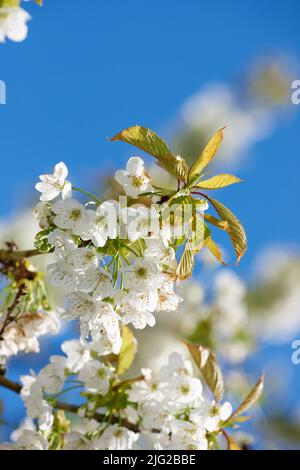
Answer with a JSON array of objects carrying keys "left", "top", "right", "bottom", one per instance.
[{"left": 72, "top": 186, "right": 102, "bottom": 205}]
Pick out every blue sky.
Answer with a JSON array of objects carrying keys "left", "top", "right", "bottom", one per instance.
[{"left": 0, "top": 0, "right": 300, "bottom": 445}]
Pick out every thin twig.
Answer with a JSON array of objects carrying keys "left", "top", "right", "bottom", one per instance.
[
  {"left": 0, "top": 283, "right": 27, "bottom": 339},
  {"left": 221, "top": 429, "right": 231, "bottom": 450}
]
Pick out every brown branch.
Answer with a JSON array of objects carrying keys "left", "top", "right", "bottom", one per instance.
[
  {"left": 0, "top": 249, "right": 42, "bottom": 264},
  {"left": 0, "top": 374, "right": 139, "bottom": 433},
  {"left": 0, "top": 375, "right": 22, "bottom": 393},
  {"left": 221, "top": 429, "right": 231, "bottom": 450},
  {"left": 0, "top": 283, "right": 27, "bottom": 339}
]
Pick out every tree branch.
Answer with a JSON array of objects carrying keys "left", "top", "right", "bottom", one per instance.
[
  {"left": 0, "top": 249, "right": 42, "bottom": 263},
  {"left": 0, "top": 374, "right": 139, "bottom": 433},
  {"left": 0, "top": 283, "right": 27, "bottom": 339}
]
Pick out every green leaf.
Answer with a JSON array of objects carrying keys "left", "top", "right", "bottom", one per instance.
[
  {"left": 188, "top": 127, "right": 225, "bottom": 185},
  {"left": 184, "top": 342, "right": 224, "bottom": 401},
  {"left": 176, "top": 239, "right": 195, "bottom": 280},
  {"left": 111, "top": 125, "right": 172, "bottom": 158},
  {"left": 190, "top": 216, "right": 210, "bottom": 253},
  {"left": 196, "top": 174, "right": 242, "bottom": 190},
  {"left": 34, "top": 230, "right": 53, "bottom": 253},
  {"left": 111, "top": 125, "right": 188, "bottom": 182},
  {"left": 205, "top": 235, "right": 226, "bottom": 265},
  {"left": 204, "top": 214, "right": 229, "bottom": 230},
  {"left": 0, "top": 0, "right": 19, "bottom": 7},
  {"left": 208, "top": 197, "right": 247, "bottom": 265},
  {"left": 227, "top": 374, "right": 265, "bottom": 423},
  {"left": 117, "top": 326, "right": 137, "bottom": 376}
]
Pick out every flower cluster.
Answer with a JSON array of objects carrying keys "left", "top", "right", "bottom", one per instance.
[
  {"left": 0, "top": 125, "right": 259, "bottom": 451},
  {"left": 34, "top": 159, "right": 185, "bottom": 347},
  {"left": 0, "top": 310, "right": 59, "bottom": 365},
  {"left": 129, "top": 352, "right": 232, "bottom": 450},
  {"left": 6, "top": 344, "right": 232, "bottom": 450}
]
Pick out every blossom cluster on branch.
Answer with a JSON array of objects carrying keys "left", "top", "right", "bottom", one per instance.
[{"left": 0, "top": 125, "right": 263, "bottom": 450}]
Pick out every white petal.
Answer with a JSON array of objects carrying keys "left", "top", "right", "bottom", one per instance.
[
  {"left": 219, "top": 402, "right": 233, "bottom": 421},
  {"left": 62, "top": 181, "right": 72, "bottom": 199},
  {"left": 126, "top": 157, "right": 144, "bottom": 176},
  {"left": 54, "top": 162, "right": 68, "bottom": 181},
  {"left": 115, "top": 170, "right": 129, "bottom": 186}
]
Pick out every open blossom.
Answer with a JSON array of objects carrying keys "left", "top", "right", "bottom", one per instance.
[
  {"left": 36, "top": 162, "right": 72, "bottom": 202},
  {"left": 66, "top": 247, "right": 100, "bottom": 274},
  {"left": 37, "top": 355, "right": 66, "bottom": 395},
  {"left": 61, "top": 339, "right": 91, "bottom": 373},
  {"left": 52, "top": 198, "right": 89, "bottom": 235},
  {"left": 162, "top": 420, "right": 208, "bottom": 450},
  {"left": 96, "top": 425, "right": 139, "bottom": 450},
  {"left": 81, "top": 201, "right": 119, "bottom": 247},
  {"left": 115, "top": 157, "right": 152, "bottom": 197},
  {"left": 0, "top": 311, "right": 59, "bottom": 364},
  {"left": 13, "top": 430, "right": 49, "bottom": 450},
  {"left": 123, "top": 258, "right": 160, "bottom": 291},
  {"left": 77, "top": 268, "right": 113, "bottom": 300},
  {"left": 116, "top": 289, "right": 158, "bottom": 329},
  {"left": 48, "top": 229, "right": 77, "bottom": 259},
  {"left": 47, "top": 261, "right": 78, "bottom": 291},
  {"left": 124, "top": 205, "right": 160, "bottom": 242},
  {"left": 65, "top": 292, "right": 96, "bottom": 320},
  {"left": 190, "top": 399, "right": 232, "bottom": 432},
  {"left": 0, "top": 6, "right": 30, "bottom": 43},
  {"left": 78, "top": 358, "right": 113, "bottom": 395},
  {"left": 20, "top": 372, "right": 54, "bottom": 431}
]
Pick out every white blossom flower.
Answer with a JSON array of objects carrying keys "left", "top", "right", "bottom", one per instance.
[
  {"left": 141, "top": 400, "right": 172, "bottom": 431},
  {"left": 37, "top": 355, "right": 66, "bottom": 395},
  {"left": 78, "top": 359, "right": 112, "bottom": 395},
  {"left": 115, "top": 157, "right": 152, "bottom": 197},
  {"left": 61, "top": 339, "right": 91, "bottom": 373},
  {"left": 81, "top": 301, "right": 121, "bottom": 350},
  {"left": 124, "top": 205, "right": 160, "bottom": 242},
  {"left": 80, "top": 201, "right": 119, "bottom": 247},
  {"left": 0, "top": 7, "right": 30, "bottom": 43},
  {"left": 77, "top": 268, "right": 113, "bottom": 300},
  {"left": 48, "top": 261, "right": 78, "bottom": 291},
  {"left": 157, "top": 288, "right": 183, "bottom": 312},
  {"left": 52, "top": 198, "right": 89, "bottom": 235},
  {"left": 13, "top": 430, "right": 49, "bottom": 450},
  {"left": 165, "top": 419, "right": 208, "bottom": 450},
  {"left": 128, "top": 368, "right": 166, "bottom": 403},
  {"left": 123, "top": 259, "right": 160, "bottom": 291},
  {"left": 48, "top": 229, "right": 77, "bottom": 260},
  {"left": 20, "top": 372, "right": 53, "bottom": 430},
  {"left": 62, "top": 431, "right": 93, "bottom": 450},
  {"left": 159, "top": 352, "right": 194, "bottom": 379},
  {"left": 116, "top": 289, "right": 158, "bottom": 329},
  {"left": 97, "top": 424, "right": 139, "bottom": 450},
  {"left": 35, "top": 162, "right": 72, "bottom": 201},
  {"left": 10, "top": 418, "right": 35, "bottom": 443},
  {"left": 66, "top": 247, "right": 100, "bottom": 273},
  {"left": 65, "top": 292, "right": 96, "bottom": 320},
  {"left": 144, "top": 238, "right": 175, "bottom": 265},
  {"left": 90, "top": 328, "right": 122, "bottom": 356},
  {"left": 167, "top": 374, "right": 203, "bottom": 405},
  {"left": 0, "top": 311, "right": 59, "bottom": 362},
  {"left": 190, "top": 400, "right": 232, "bottom": 432}
]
